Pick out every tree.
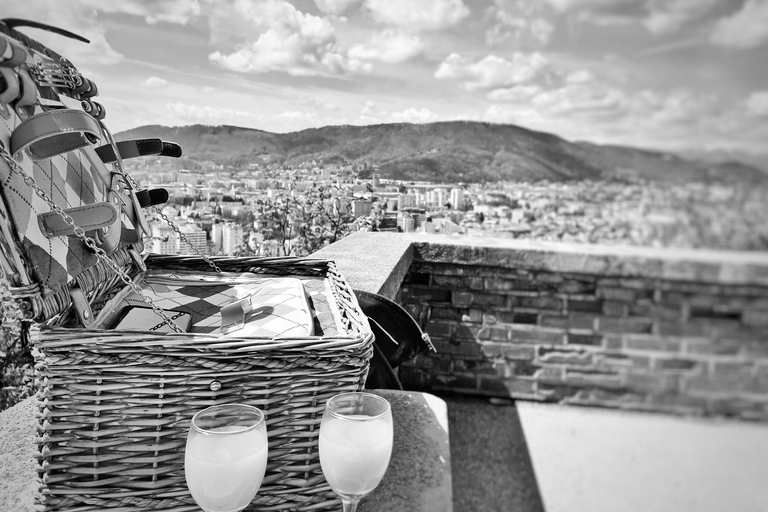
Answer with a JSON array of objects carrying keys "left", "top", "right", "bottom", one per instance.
[
  {"left": 251, "top": 192, "right": 296, "bottom": 256},
  {"left": 251, "top": 181, "right": 357, "bottom": 256}
]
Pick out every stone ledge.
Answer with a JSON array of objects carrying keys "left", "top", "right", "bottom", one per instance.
[
  {"left": 398, "top": 233, "right": 768, "bottom": 286},
  {"left": 0, "top": 391, "right": 452, "bottom": 512},
  {"left": 312, "top": 232, "right": 414, "bottom": 299}
]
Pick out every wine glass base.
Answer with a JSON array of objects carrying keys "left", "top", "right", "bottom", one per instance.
[{"left": 336, "top": 491, "right": 371, "bottom": 512}]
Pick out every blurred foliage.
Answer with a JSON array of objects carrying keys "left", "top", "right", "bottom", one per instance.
[{"left": 248, "top": 181, "right": 357, "bottom": 256}]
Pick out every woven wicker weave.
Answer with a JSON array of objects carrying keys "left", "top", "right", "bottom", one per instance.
[{"left": 34, "top": 255, "right": 374, "bottom": 511}]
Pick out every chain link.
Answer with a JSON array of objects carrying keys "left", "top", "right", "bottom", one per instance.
[
  {"left": 0, "top": 145, "right": 184, "bottom": 334},
  {"left": 151, "top": 207, "right": 223, "bottom": 273},
  {"left": 114, "top": 154, "right": 223, "bottom": 274}
]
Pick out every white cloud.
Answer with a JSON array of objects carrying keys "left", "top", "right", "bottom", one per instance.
[
  {"left": 207, "top": 0, "right": 354, "bottom": 76},
  {"left": 166, "top": 102, "right": 258, "bottom": 122},
  {"left": 642, "top": 0, "right": 719, "bottom": 34},
  {"left": 277, "top": 110, "right": 318, "bottom": 121},
  {"left": 2, "top": 1, "right": 124, "bottom": 65},
  {"left": 435, "top": 52, "right": 550, "bottom": 90},
  {"left": 487, "top": 84, "right": 544, "bottom": 102},
  {"left": 360, "top": 100, "right": 387, "bottom": 123},
  {"left": 710, "top": 0, "right": 768, "bottom": 49},
  {"left": 314, "top": 0, "right": 361, "bottom": 15},
  {"left": 485, "top": 2, "right": 555, "bottom": 47},
  {"left": 531, "top": 83, "right": 627, "bottom": 118},
  {"left": 81, "top": 0, "right": 202, "bottom": 25},
  {"left": 636, "top": 89, "right": 719, "bottom": 125},
  {"left": 348, "top": 29, "right": 425, "bottom": 63},
  {"left": 541, "top": 0, "right": 629, "bottom": 11},
  {"left": 530, "top": 18, "right": 556, "bottom": 43},
  {"left": 543, "top": 0, "right": 720, "bottom": 35},
  {"left": 297, "top": 97, "right": 341, "bottom": 111},
  {"left": 143, "top": 76, "right": 169, "bottom": 88},
  {"left": 364, "top": 0, "right": 470, "bottom": 31},
  {"left": 359, "top": 101, "right": 439, "bottom": 124},
  {"left": 391, "top": 108, "right": 439, "bottom": 123},
  {"left": 566, "top": 69, "right": 594, "bottom": 84},
  {"left": 746, "top": 91, "right": 768, "bottom": 117}
]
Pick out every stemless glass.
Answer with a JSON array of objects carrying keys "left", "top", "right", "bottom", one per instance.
[
  {"left": 319, "top": 392, "right": 393, "bottom": 512},
  {"left": 185, "top": 404, "right": 268, "bottom": 512}
]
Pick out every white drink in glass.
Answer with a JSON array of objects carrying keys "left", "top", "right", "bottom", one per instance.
[
  {"left": 185, "top": 406, "right": 268, "bottom": 512},
  {"left": 319, "top": 414, "right": 393, "bottom": 495},
  {"left": 319, "top": 393, "right": 393, "bottom": 511}
]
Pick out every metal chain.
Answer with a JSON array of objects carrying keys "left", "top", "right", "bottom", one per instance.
[
  {"left": 0, "top": 146, "right": 184, "bottom": 333},
  {"left": 113, "top": 155, "right": 222, "bottom": 274},
  {"left": 151, "top": 207, "right": 223, "bottom": 273}
]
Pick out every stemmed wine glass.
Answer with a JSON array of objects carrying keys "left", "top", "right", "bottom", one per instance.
[
  {"left": 319, "top": 392, "right": 393, "bottom": 512},
  {"left": 185, "top": 404, "right": 269, "bottom": 512}
]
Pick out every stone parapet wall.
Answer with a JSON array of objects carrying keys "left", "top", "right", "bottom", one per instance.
[{"left": 398, "top": 237, "right": 768, "bottom": 421}]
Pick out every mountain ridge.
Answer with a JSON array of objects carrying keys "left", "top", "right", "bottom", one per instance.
[{"left": 116, "top": 121, "right": 768, "bottom": 185}]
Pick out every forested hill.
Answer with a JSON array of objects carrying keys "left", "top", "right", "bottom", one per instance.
[{"left": 116, "top": 121, "right": 768, "bottom": 184}]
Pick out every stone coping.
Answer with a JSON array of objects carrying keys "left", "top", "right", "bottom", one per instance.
[
  {"left": 316, "top": 232, "right": 768, "bottom": 287},
  {"left": 0, "top": 391, "right": 452, "bottom": 512},
  {"left": 312, "top": 233, "right": 413, "bottom": 298}
]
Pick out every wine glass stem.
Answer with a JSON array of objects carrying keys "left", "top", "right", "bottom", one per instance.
[{"left": 341, "top": 496, "right": 360, "bottom": 512}]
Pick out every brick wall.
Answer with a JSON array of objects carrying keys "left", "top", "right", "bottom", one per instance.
[{"left": 398, "top": 240, "right": 768, "bottom": 421}]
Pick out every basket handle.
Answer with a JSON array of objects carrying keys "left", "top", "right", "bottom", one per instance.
[{"left": 10, "top": 109, "right": 102, "bottom": 160}]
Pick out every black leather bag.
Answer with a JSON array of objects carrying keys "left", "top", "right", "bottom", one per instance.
[{"left": 355, "top": 290, "right": 435, "bottom": 390}]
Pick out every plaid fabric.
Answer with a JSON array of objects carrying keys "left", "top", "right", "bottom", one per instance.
[
  {"left": 0, "top": 110, "right": 109, "bottom": 294},
  {"left": 0, "top": 31, "right": 130, "bottom": 299},
  {"left": 120, "top": 274, "right": 316, "bottom": 338}
]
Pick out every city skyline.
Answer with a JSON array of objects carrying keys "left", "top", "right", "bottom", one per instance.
[{"left": 6, "top": 0, "right": 768, "bottom": 159}]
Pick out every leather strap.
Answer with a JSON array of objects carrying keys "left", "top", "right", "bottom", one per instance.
[
  {"left": 70, "top": 287, "right": 96, "bottom": 328},
  {"left": 220, "top": 297, "right": 254, "bottom": 335},
  {"left": 1, "top": 19, "right": 90, "bottom": 44},
  {"left": 37, "top": 201, "right": 118, "bottom": 237},
  {"left": 10, "top": 109, "right": 102, "bottom": 160},
  {"left": 14, "top": 67, "right": 36, "bottom": 106},
  {"left": 121, "top": 225, "right": 140, "bottom": 244},
  {"left": 0, "top": 37, "right": 26, "bottom": 67},
  {"left": 95, "top": 139, "right": 182, "bottom": 163},
  {"left": 136, "top": 188, "right": 169, "bottom": 208},
  {"left": 0, "top": 67, "right": 19, "bottom": 105}
]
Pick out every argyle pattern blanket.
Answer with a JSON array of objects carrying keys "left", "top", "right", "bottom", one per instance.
[{"left": 120, "top": 274, "right": 317, "bottom": 338}]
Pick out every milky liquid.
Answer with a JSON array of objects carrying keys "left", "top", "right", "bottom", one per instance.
[
  {"left": 319, "top": 414, "right": 393, "bottom": 496},
  {"left": 185, "top": 425, "right": 268, "bottom": 512}
]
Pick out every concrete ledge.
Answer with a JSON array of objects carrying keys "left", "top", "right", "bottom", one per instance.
[
  {"left": 400, "top": 233, "right": 768, "bottom": 286},
  {"left": 518, "top": 401, "right": 768, "bottom": 512},
  {"left": 0, "top": 392, "right": 451, "bottom": 512},
  {"left": 313, "top": 232, "right": 414, "bottom": 299}
]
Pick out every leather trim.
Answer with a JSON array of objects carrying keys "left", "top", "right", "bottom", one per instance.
[
  {"left": 38, "top": 201, "right": 118, "bottom": 237},
  {"left": 10, "top": 109, "right": 102, "bottom": 160},
  {"left": 95, "top": 139, "right": 182, "bottom": 163},
  {"left": 136, "top": 188, "right": 169, "bottom": 208},
  {"left": 70, "top": 287, "right": 96, "bottom": 328}
]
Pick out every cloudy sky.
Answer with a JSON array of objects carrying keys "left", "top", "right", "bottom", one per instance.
[{"left": 5, "top": 0, "right": 768, "bottom": 157}]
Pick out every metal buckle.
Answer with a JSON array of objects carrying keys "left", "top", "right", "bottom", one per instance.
[{"left": 28, "top": 55, "right": 79, "bottom": 89}]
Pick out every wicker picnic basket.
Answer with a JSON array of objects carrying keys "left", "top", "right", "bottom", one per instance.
[
  {"left": 33, "top": 255, "right": 374, "bottom": 511},
  {"left": 0, "top": 19, "right": 375, "bottom": 512}
]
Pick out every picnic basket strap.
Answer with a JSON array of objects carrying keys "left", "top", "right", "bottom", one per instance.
[
  {"left": 0, "top": 144, "right": 185, "bottom": 333},
  {"left": 10, "top": 109, "right": 102, "bottom": 160}
]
